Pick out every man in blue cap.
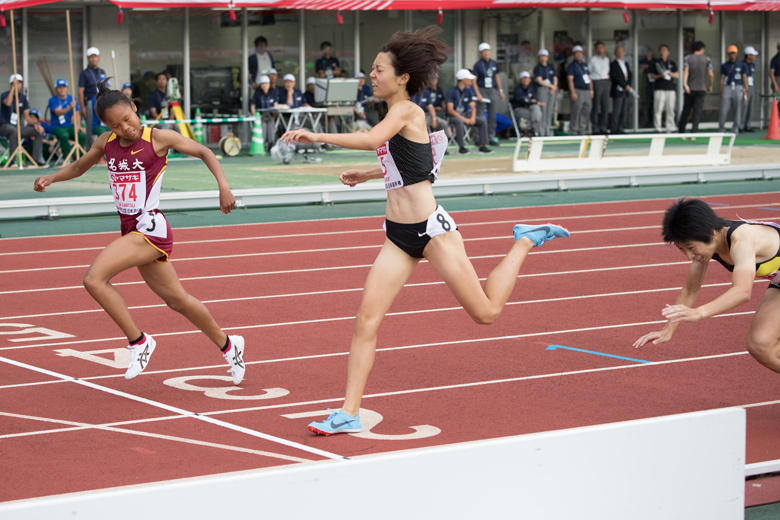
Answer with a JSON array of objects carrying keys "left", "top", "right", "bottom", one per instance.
[
  {"left": 0, "top": 73, "right": 44, "bottom": 165},
  {"left": 48, "top": 78, "right": 84, "bottom": 158}
]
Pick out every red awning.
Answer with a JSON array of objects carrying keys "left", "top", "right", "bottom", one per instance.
[{"left": 0, "top": 0, "right": 66, "bottom": 10}]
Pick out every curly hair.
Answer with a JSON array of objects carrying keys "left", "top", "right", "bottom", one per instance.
[{"left": 379, "top": 25, "right": 448, "bottom": 96}]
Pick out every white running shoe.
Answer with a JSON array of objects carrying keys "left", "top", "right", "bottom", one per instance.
[
  {"left": 223, "top": 335, "right": 245, "bottom": 385},
  {"left": 125, "top": 334, "right": 157, "bottom": 380}
]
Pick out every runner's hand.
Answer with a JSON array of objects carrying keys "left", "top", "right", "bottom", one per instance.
[
  {"left": 633, "top": 329, "right": 672, "bottom": 348},
  {"left": 340, "top": 169, "right": 369, "bottom": 187},
  {"left": 219, "top": 186, "right": 236, "bottom": 214},
  {"left": 282, "top": 128, "right": 316, "bottom": 145},
  {"left": 33, "top": 176, "right": 51, "bottom": 192},
  {"left": 662, "top": 303, "right": 703, "bottom": 323}
]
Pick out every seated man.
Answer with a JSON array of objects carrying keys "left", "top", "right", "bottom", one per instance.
[
  {"left": 302, "top": 77, "right": 317, "bottom": 107},
  {"left": 0, "top": 74, "right": 45, "bottom": 165},
  {"left": 511, "top": 71, "right": 543, "bottom": 136},
  {"left": 250, "top": 75, "right": 277, "bottom": 152},
  {"left": 275, "top": 74, "right": 304, "bottom": 108},
  {"left": 48, "top": 78, "right": 85, "bottom": 158},
  {"left": 446, "top": 68, "right": 491, "bottom": 154}
]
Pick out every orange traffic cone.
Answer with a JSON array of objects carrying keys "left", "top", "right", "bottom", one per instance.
[{"left": 764, "top": 98, "right": 780, "bottom": 140}]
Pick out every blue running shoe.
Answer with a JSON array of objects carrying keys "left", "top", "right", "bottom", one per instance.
[
  {"left": 308, "top": 409, "right": 362, "bottom": 436},
  {"left": 513, "top": 223, "right": 570, "bottom": 246}
]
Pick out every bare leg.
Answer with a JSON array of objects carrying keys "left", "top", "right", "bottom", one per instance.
[
  {"left": 82, "top": 233, "right": 165, "bottom": 341},
  {"left": 423, "top": 231, "right": 535, "bottom": 325},
  {"left": 341, "top": 239, "right": 419, "bottom": 416},
  {"left": 138, "top": 260, "right": 228, "bottom": 349},
  {"left": 746, "top": 288, "right": 780, "bottom": 374}
]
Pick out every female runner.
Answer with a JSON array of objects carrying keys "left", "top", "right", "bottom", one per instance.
[
  {"left": 282, "top": 27, "right": 569, "bottom": 435},
  {"left": 635, "top": 198, "right": 780, "bottom": 375},
  {"left": 34, "top": 80, "right": 246, "bottom": 384}
]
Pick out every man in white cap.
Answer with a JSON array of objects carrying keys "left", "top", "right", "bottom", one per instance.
[
  {"left": 303, "top": 76, "right": 317, "bottom": 107},
  {"left": 446, "top": 68, "right": 491, "bottom": 154},
  {"left": 567, "top": 44, "right": 593, "bottom": 135},
  {"left": 511, "top": 71, "right": 542, "bottom": 136},
  {"left": 277, "top": 73, "right": 303, "bottom": 108},
  {"left": 533, "top": 49, "right": 557, "bottom": 136},
  {"left": 0, "top": 74, "right": 45, "bottom": 165},
  {"left": 48, "top": 78, "right": 84, "bottom": 158},
  {"left": 78, "top": 46, "right": 106, "bottom": 150},
  {"left": 473, "top": 42, "right": 504, "bottom": 146},
  {"left": 250, "top": 75, "right": 276, "bottom": 151},
  {"left": 741, "top": 46, "right": 758, "bottom": 132}
]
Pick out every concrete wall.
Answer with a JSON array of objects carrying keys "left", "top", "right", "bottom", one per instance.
[{"left": 86, "top": 6, "right": 130, "bottom": 88}]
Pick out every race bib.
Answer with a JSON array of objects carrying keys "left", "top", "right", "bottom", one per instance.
[
  {"left": 430, "top": 130, "right": 447, "bottom": 180},
  {"left": 425, "top": 205, "right": 457, "bottom": 238},
  {"left": 378, "top": 131, "right": 448, "bottom": 190},
  {"left": 136, "top": 211, "right": 168, "bottom": 239},
  {"left": 583, "top": 75, "right": 591, "bottom": 85},
  {"left": 109, "top": 171, "right": 146, "bottom": 214},
  {"left": 748, "top": 76, "right": 754, "bottom": 87}
]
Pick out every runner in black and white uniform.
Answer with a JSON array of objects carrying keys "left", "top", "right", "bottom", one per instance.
[
  {"left": 635, "top": 198, "right": 780, "bottom": 376},
  {"left": 282, "top": 26, "right": 569, "bottom": 436}
]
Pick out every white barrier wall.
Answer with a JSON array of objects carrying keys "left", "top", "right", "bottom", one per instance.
[{"left": 0, "top": 408, "right": 746, "bottom": 520}]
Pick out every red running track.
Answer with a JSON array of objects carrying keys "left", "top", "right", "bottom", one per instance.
[{"left": 1, "top": 194, "right": 779, "bottom": 503}]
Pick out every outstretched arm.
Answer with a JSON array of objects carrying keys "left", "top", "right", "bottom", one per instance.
[
  {"left": 33, "top": 132, "right": 107, "bottom": 192},
  {"left": 281, "top": 100, "right": 416, "bottom": 151},
  {"left": 152, "top": 129, "right": 235, "bottom": 214},
  {"left": 633, "top": 259, "right": 708, "bottom": 348}
]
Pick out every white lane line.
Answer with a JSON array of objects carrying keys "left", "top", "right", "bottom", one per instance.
[
  {"left": 201, "top": 351, "right": 756, "bottom": 417},
  {"left": 3, "top": 200, "right": 777, "bottom": 256},
  {"left": 0, "top": 309, "right": 755, "bottom": 379},
  {"left": 0, "top": 260, "right": 700, "bottom": 321},
  {"left": 0, "top": 356, "right": 346, "bottom": 461},
  {"left": 0, "top": 411, "right": 311, "bottom": 463},
  {"left": 3, "top": 351, "right": 776, "bottom": 442}
]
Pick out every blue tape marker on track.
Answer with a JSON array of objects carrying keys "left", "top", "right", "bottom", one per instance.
[
  {"left": 758, "top": 207, "right": 780, "bottom": 212},
  {"left": 0, "top": 355, "right": 347, "bottom": 461},
  {"left": 546, "top": 345, "right": 652, "bottom": 364},
  {"left": 707, "top": 202, "right": 730, "bottom": 206}
]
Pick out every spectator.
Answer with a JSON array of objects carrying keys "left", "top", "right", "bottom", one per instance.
[
  {"left": 638, "top": 46, "right": 655, "bottom": 128},
  {"left": 473, "top": 42, "right": 504, "bottom": 146},
  {"left": 609, "top": 45, "right": 633, "bottom": 134},
  {"left": 511, "top": 71, "right": 542, "bottom": 136},
  {"left": 588, "top": 41, "right": 610, "bottom": 134},
  {"left": 771, "top": 42, "right": 780, "bottom": 93},
  {"left": 354, "top": 72, "right": 379, "bottom": 127},
  {"left": 302, "top": 76, "right": 317, "bottom": 106},
  {"left": 276, "top": 74, "right": 304, "bottom": 108},
  {"left": 420, "top": 73, "right": 450, "bottom": 138},
  {"left": 78, "top": 46, "right": 106, "bottom": 150},
  {"left": 250, "top": 75, "right": 276, "bottom": 151},
  {"left": 678, "top": 41, "right": 713, "bottom": 134},
  {"left": 267, "top": 67, "right": 279, "bottom": 92},
  {"left": 315, "top": 41, "right": 341, "bottom": 79},
  {"left": 121, "top": 82, "right": 134, "bottom": 100},
  {"left": 249, "top": 36, "right": 275, "bottom": 90},
  {"left": 48, "top": 78, "right": 84, "bottom": 158},
  {"left": 0, "top": 74, "right": 44, "bottom": 165},
  {"left": 650, "top": 44, "right": 679, "bottom": 133},
  {"left": 446, "top": 68, "right": 491, "bottom": 154},
  {"left": 718, "top": 44, "right": 747, "bottom": 134},
  {"left": 567, "top": 45, "right": 593, "bottom": 135},
  {"left": 147, "top": 72, "right": 169, "bottom": 119},
  {"left": 534, "top": 49, "right": 557, "bottom": 136},
  {"left": 741, "top": 46, "right": 758, "bottom": 132}
]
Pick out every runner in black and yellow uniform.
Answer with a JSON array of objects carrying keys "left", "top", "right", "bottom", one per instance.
[{"left": 635, "top": 198, "right": 780, "bottom": 375}]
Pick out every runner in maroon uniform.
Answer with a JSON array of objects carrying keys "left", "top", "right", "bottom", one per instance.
[{"left": 34, "top": 79, "right": 246, "bottom": 384}]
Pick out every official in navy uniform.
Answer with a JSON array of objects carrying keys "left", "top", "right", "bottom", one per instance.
[
  {"left": 718, "top": 44, "right": 747, "bottom": 134},
  {"left": 472, "top": 43, "right": 504, "bottom": 145},
  {"left": 78, "top": 47, "right": 106, "bottom": 150}
]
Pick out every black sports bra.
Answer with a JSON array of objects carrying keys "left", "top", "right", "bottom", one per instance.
[{"left": 386, "top": 133, "right": 435, "bottom": 187}]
